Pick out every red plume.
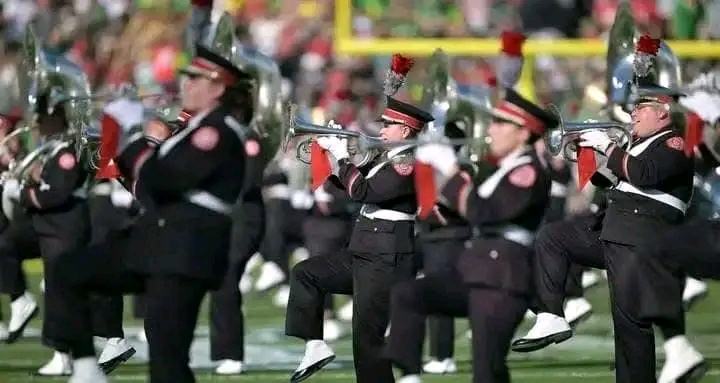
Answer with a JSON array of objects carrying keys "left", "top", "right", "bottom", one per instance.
[
  {"left": 500, "top": 31, "right": 526, "bottom": 57},
  {"left": 636, "top": 34, "right": 661, "bottom": 55},
  {"left": 96, "top": 114, "right": 121, "bottom": 180},
  {"left": 634, "top": 34, "right": 661, "bottom": 77},
  {"left": 390, "top": 54, "right": 415, "bottom": 76},
  {"left": 383, "top": 54, "right": 415, "bottom": 96},
  {"left": 191, "top": 0, "right": 213, "bottom": 6}
]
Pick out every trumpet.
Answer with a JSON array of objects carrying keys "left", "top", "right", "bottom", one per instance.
[
  {"left": 544, "top": 105, "right": 632, "bottom": 161},
  {"left": 282, "top": 104, "right": 382, "bottom": 166}
]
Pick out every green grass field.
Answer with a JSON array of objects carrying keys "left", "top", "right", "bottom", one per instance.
[{"left": 3, "top": 262, "right": 720, "bottom": 382}]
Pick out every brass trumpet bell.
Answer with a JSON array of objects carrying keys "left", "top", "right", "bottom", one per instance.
[
  {"left": 544, "top": 105, "right": 632, "bottom": 161},
  {"left": 283, "top": 104, "right": 381, "bottom": 166}
]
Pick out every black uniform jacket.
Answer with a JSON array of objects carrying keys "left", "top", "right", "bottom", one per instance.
[
  {"left": 324, "top": 145, "right": 416, "bottom": 255},
  {"left": 417, "top": 162, "right": 475, "bottom": 241},
  {"left": 116, "top": 106, "right": 248, "bottom": 288},
  {"left": 441, "top": 146, "right": 551, "bottom": 295},
  {"left": 310, "top": 181, "right": 359, "bottom": 219},
  {"left": 19, "top": 140, "right": 89, "bottom": 240},
  {"left": 600, "top": 125, "right": 694, "bottom": 246}
]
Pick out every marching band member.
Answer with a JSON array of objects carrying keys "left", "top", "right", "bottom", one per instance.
[
  {"left": 623, "top": 81, "right": 720, "bottom": 383},
  {"left": 295, "top": 165, "right": 359, "bottom": 342},
  {"left": 386, "top": 89, "right": 554, "bottom": 383},
  {"left": 208, "top": 86, "right": 268, "bottom": 375},
  {"left": 414, "top": 123, "right": 471, "bottom": 375},
  {"left": 514, "top": 35, "right": 698, "bottom": 383},
  {"left": 1, "top": 89, "right": 92, "bottom": 375},
  {"left": 45, "top": 43, "right": 255, "bottom": 383},
  {"left": 285, "top": 86, "right": 432, "bottom": 382}
]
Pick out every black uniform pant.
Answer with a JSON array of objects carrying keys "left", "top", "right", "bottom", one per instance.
[
  {"left": 210, "top": 202, "right": 265, "bottom": 362},
  {"left": 385, "top": 269, "right": 527, "bottom": 383},
  {"left": 0, "top": 214, "right": 39, "bottom": 298},
  {"left": 302, "top": 215, "right": 353, "bottom": 314},
  {"left": 634, "top": 219, "right": 719, "bottom": 324},
  {"left": 285, "top": 249, "right": 415, "bottom": 383},
  {"left": 415, "top": 234, "right": 466, "bottom": 360},
  {"left": 534, "top": 215, "right": 683, "bottom": 383},
  {"left": 260, "top": 198, "right": 292, "bottom": 279},
  {"left": 48, "top": 231, "right": 209, "bottom": 383},
  {"left": 133, "top": 295, "right": 146, "bottom": 319}
]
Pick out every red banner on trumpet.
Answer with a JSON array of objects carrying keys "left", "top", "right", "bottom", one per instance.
[
  {"left": 414, "top": 161, "right": 436, "bottom": 219},
  {"left": 96, "top": 114, "right": 121, "bottom": 180},
  {"left": 310, "top": 140, "right": 332, "bottom": 190}
]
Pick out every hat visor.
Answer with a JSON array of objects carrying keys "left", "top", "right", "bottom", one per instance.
[{"left": 178, "top": 67, "right": 206, "bottom": 78}]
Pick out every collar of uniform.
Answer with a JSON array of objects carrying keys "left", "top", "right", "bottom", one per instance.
[
  {"left": 386, "top": 144, "right": 414, "bottom": 159},
  {"left": 185, "top": 107, "right": 215, "bottom": 131},
  {"left": 633, "top": 123, "right": 674, "bottom": 144},
  {"left": 498, "top": 145, "right": 531, "bottom": 168}
]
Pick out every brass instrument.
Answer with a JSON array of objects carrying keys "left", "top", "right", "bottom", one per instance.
[
  {"left": 421, "top": 49, "right": 493, "bottom": 162},
  {"left": 205, "top": 12, "right": 287, "bottom": 169},
  {"left": 19, "top": 24, "right": 99, "bottom": 170},
  {"left": 544, "top": 105, "right": 632, "bottom": 162},
  {"left": 282, "top": 104, "right": 382, "bottom": 165}
]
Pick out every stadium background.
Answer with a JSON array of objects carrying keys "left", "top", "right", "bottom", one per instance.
[{"left": 0, "top": 0, "right": 719, "bottom": 381}]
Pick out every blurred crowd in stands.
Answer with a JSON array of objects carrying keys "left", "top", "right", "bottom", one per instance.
[{"left": 0, "top": 0, "right": 716, "bottom": 135}]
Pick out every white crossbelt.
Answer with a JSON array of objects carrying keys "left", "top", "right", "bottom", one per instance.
[
  {"left": 185, "top": 190, "right": 233, "bottom": 215},
  {"left": 360, "top": 205, "right": 415, "bottom": 221},
  {"left": 615, "top": 181, "right": 688, "bottom": 213}
]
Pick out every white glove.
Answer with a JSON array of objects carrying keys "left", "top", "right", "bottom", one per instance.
[
  {"left": 2, "top": 179, "right": 20, "bottom": 201},
  {"left": 415, "top": 143, "right": 457, "bottom": 176},
  {"left": 290, "top": 190, "right": 314, "bottom": 210},
  {"left": 578, "top": 130, "right": 613, "bottom": 153},
  {"left": 110, "top": 188, "right": 134, "bottom": 208},
  {"left": 680, "top": 91, "right": 720, "bottom": 124},
  {"left": 103, "top": 97, "right": 146, "bottom": 131},
  {"left": 316, "top": 136, "right": 349, "bottom": 161}
]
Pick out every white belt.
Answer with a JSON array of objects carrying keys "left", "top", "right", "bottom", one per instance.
[
  {"left": 615, "top": 181, "right": 688, "bottom": 213},
  {"left": 485, "top": 225, "right": 535, "bottom": 247},
  {"left": 263, "top": 184, "right": 290, "bottom": 200},
  {"left": 360, "top": 205, "right": 415, "bottom": 221},
  {"left": 550, "top": 181, "right": 568, "bottom": 197},
  {"left": 186, "top": 190, "right": 233, "bottom": 215}
]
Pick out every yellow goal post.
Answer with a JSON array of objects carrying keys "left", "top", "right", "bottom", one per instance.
[{"left": 333, "top": 0, "right": 720, "bottom": 102}]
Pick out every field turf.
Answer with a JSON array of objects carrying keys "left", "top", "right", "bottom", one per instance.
[{"left": 2, "top": 261, "right": 720, "bottom": 382}]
